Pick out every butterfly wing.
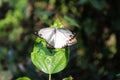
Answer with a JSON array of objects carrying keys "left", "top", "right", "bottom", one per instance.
[
  {"left": 58, "top": 28, "right": 77, "bottom": 46},
  {"left": 38, "top": 28, "right": 54, "bottom": 43},
  {"left": 38, "top": 28, "right": 76, "bottom": 48},
  {"left": 54, "top": 28, "right": 76, "bottom": 48}
]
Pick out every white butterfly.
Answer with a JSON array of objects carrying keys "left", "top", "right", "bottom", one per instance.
[{"left": 37, "top": 28, "right": 77, "bottom": 48}]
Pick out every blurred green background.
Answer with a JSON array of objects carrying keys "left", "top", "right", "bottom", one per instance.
[{"left": 0, "top": 0, "right": 120, "bottom": 80}]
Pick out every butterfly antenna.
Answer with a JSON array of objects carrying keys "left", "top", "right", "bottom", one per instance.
[{"left": 73, "top": 33, "right": 77, "bottom": 37}]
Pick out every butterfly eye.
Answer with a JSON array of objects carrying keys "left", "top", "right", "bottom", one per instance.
[
  {"left": 39, "top": 34, "right": 42, "bottom": 36},
  {"left": 69, "top": 35, "right": 73, "bottom": 37}
]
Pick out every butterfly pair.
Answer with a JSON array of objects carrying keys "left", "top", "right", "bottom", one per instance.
[{"left": 36, "top": 28, "right": 77, "bottom": 48}]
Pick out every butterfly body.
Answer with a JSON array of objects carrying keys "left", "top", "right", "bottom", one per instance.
[{"left": 38, "top": 28, "right": 77, "bottom": 48}]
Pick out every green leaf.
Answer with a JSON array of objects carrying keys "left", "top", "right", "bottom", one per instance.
[
  {"left": 16, "top": 77, "right": 31, "bottom": 80},
  {"left": 31, "top": 38, "right": 70, "bottom": 74},
  {"left": 50, "top": 19, "right": 64, "bottom": 28},
  {"left": 34, "top": 9, "right": 52, "bottom": 25},
  {"left": 79, "top": 0, "right": 89, "bottom": 5},
  {"left": 90, "top": 0, "right": 106, "bottom": 10},
  {"left": 63, "top": 16, "right": 80, "bottom": 28},
  {"left": 63, "top": 76, "right": 73, "bottom": 80},
  {"left": 15, "top": 0, "right": 27, "bottom": 10}
]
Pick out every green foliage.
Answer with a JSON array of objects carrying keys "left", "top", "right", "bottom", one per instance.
[
  {"left": 34, "top": 9, "right": 52, "bottom": 25},
  {"left": 50, "top": 19, "right": 64, "bottom": 28},
  {"left": 16, "top": 77, "right": 31, "bottom": 80},
  {"left": 0, "top": 0, "right": 120, "bottom": 80},
  {"left": 90, "top": 0, "right": 106, "bottom": 10},
  {"left": 79, "top": 0, "right": 89, "bottom": 5},
  {"left": 62, "top": 76, "right": 73, "bottom": 80},
  {"left": 0, "top": 0, "right": 27, "bottom": 27},
  {"left": 0, "top": 0, "right": 28, "bottom": 42},
  {"left": 31, "top": 37, "right": 69, "bottom": 74},
  {"left": 0, "top": 47, "right": 7, "bottom": 60},
  {"left": 63, "top": 16, "right": 80, "bottom": 28},
  {"left": 79, "top": 0, "right": 106, "bottom": 10}
]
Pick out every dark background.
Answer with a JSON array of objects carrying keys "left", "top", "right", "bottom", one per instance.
[{"left": 0, "top": 0, "right": 120, "bottom": 80}]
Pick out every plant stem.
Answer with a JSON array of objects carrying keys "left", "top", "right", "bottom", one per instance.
[{"left": 49, "top": 74, "right": 51, "bottom": 80}]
